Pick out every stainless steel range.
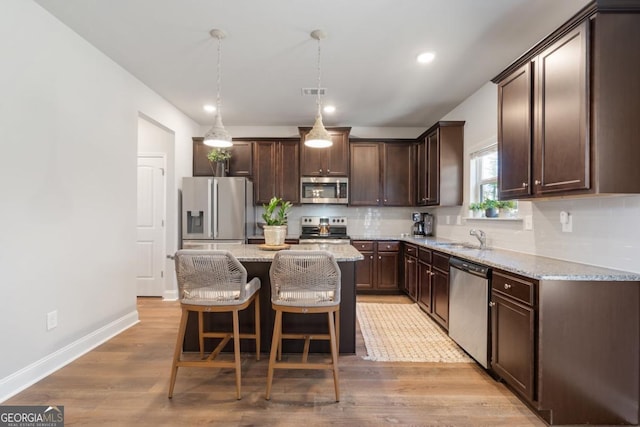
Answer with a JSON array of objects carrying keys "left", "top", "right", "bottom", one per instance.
[{"left": 299, "top": 216, "right": 350, "bottom": 244}]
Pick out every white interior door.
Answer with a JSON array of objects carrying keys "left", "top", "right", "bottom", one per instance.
[{"left": 136, "top": 155, "right": 166, "bottom": 296}]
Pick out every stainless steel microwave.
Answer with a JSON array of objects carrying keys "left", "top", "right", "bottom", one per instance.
[{"left": 300, "top": 177, "right": 348, "bottom": 204}]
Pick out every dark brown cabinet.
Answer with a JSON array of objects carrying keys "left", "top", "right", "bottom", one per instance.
[
  {"left": 417, "top": 248, "right": 433, "bottom": 312},
  {"left": 299, "top": 127, "right": 350, "bottom": 177},
  {"left": 353, "top": 240, "right": 400, "bottom": 292},
  {"left": 430, "top": 252, "right": 450, "bottom": 330},
  {"left": 402, "top": 244, "right": 418, "bottom": 301},
  {"left": 490, "top": 270, "right": 536, "bottom": 404},
  {"left": 416, "top": 122, "right": 464, "bottom": 206},
  {"left": 494, "top": 5, "right": 640, "bottom": 199},
  {"left": 253, "top": 139, "right": 299, "bottom": 205},
  {"left": 350, "top": 141, "right": 416, "bottom": 206},
  {"left": 192, "top": 137, "right": 253, "bottom": 177}
]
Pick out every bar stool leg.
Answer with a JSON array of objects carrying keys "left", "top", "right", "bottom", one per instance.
[
  {"left": 265, "top": 309, "right": 282, "bottom": 400},
  {"left": 168, "top": 307, "right": 189, "bottom": 398},
  {"left": 232, "top": 309, "right": 242, "bottom": 400},
  {"left": 254, "top": 294, "right": 261, "bottom": 361},
  {"left": 328, "top": 309, "right": 340, "bottom": 402}
]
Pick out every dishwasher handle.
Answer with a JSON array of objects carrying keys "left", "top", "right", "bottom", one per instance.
[{"left": 450, "top": 257, "right": 491, "bottom": 279}]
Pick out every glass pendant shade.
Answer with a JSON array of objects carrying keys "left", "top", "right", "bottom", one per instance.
[
  {"left": 203, "top": 113, "right": 232, "bottom": 148},
  {"left": 305, "top": 105, "right": 333, "bottom": 148}
]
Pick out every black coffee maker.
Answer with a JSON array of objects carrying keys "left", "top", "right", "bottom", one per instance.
[{"left": 411, "top": 212, "right": 434, "bottom": 236}]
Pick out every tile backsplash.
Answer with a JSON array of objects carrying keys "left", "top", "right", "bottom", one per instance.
[{"left": 255, "top": 195, "right": 640, "bottom": 274}]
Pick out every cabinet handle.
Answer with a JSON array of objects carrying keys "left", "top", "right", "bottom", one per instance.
[
  {"left": 522, "top": 182, "right": 528, "bottom": 188},
  {"left": 327, "top": 169, "right": 330, "bottom": 173},
  {"left": 361, "top": 244, "right": 365, "bottom": 248},
  {"left": 489, "top": 301, "right": 496, "bottom": 307},
  {"left": 319, "top": 168, "right": 323, "bottom": 174},
  {"left": 376, "top": 199, "right": 379, "bottom": 203},
  {"left": 370, "top": 255, "right": 373, "bottom": 260},
  {"left": 378, "top": 256, "right": 382, "bottom": 260},
  {"left": 534, "top": 179, "right": 541, "bottom": 185},
  {"left": 504, "top": 283, "right": 512, "bottom": 290}
]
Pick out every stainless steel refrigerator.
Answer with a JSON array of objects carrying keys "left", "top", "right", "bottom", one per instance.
[{"left": 181, "top": 177, "right": 254, "bottom": 245}]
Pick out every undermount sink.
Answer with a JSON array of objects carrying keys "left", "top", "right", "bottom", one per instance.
[{"left": 432, "top": 242, "right": 488, "bottom": 250}]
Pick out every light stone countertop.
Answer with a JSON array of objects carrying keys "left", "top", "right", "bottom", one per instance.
[
  {"left": 350, "top": 234, "right": 640, "bottom": 281},
  {"left": 181, "top": 242, "right": 364, "bottom": 262}
]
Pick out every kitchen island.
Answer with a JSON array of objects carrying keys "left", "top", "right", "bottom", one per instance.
[{"left": 180, "top": 242, "right": 364, "bottom": 354}]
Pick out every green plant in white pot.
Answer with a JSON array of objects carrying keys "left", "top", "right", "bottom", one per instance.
[{"left": 261, "top": 197, "right": 292, "bottom": 246}]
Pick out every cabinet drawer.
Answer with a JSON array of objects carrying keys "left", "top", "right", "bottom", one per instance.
[
  {"left": 432, "top": 252, "right": 449, "bottom": 272},
  {"left": 492, "top": 271, "right": 534, "bottom": 306},
  {"left": 404, "top": 244, "right": 417, "bottom": 257},
  {"left": 353, "top": 240, "right": 374, "bottom": 251},
  {"left": 418, "top": 247, "right": 432, "bottom": 264},
  {"left": 377, "top": 241, "right": 400, "bottom": 252}
]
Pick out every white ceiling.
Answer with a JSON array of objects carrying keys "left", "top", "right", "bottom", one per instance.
[{"left": 33, "top": 0, "right": 590, "bottom": 129}]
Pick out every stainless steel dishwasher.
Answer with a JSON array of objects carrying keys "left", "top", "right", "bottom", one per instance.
[{"left": 448, "top": 257, "right": 491, "bottom": 368}]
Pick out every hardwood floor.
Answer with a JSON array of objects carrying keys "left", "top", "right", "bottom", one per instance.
[{"left": 5, "top": 296, "right": 544, "bottom": 426}]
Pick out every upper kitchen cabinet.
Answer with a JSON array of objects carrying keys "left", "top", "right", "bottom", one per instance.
[
  {"left": 192, "top": 137, "right": 253, "bottom": 177},
  {"left": 350, "top": 140, "right": 416, "bottom": 206},
  {"left": 253, "top": 139, "right": 299, "bottom": 205},
  {"left": 493, "top": 2, "right": 640, "bottom": 199},
  {"left": 416, "top": 121, "right": 464, "bottom": 206},
  {"left": 299, "top": 127, "right": 350, "bottom": 176}
]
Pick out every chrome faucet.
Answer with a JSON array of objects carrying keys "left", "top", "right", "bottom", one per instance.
[{"left": 470, "top": 229, "right": 486, "bottom": 249}]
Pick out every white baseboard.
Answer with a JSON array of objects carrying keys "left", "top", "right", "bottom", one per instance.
[
  {"left": 163, "top": 289, "right": 178, "bottom": 301},
  {"left": 0, "top": 310, "right": 140, "bottom": 403}
]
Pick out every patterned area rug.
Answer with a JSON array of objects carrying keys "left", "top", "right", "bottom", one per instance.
[{"left": 357, "top": 303, "right": 473, "bottom": 363}]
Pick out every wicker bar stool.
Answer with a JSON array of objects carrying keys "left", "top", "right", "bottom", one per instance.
[
  {"left": 168, "top": 250, "right": 260, "bottom": 400},
  {"left": 265, "top": 250, "right": 341, "bottom": 402}
]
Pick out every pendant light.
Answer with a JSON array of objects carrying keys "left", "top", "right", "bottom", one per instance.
[
  {"left": 305, "top": 29, "right": 333, "bottom": 148},
  {"left": 203, "top": 29, "right": 233, "bottom": 148}
]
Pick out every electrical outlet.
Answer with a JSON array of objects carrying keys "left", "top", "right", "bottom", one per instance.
[
  {"left": 524, "top": 215, "right": 533, "bottom": 230},
  {"left": 47, "top": 310, "right": 58, "bottom": 331},
  {"left": 560, "top": 211, "right": 573, "bottom": 232},
  {"left": 456, "top": 215, "right": 462, "bottom": 225},
  {"left": 445, "top": 215, "right": 450, "bottom": 225}
]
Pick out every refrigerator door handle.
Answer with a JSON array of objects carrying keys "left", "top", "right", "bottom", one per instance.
[
  {"left": 207, "top": 179, "right": 213, "bottom": 238},
  {"left": 212, "top": 178, "right": 219, "bottom": 238}
]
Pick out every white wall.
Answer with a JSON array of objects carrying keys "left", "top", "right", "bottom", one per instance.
[
  {"left": 0, "top": 0, "right": 199, "bottom": 401},
  {"left": 431, "top": 82, "right": 640, "bottom": 274}
]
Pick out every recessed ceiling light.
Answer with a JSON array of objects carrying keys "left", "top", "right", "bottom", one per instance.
[
  {"left": 417, "top": 52, "right": 436, "bottom": 64},
  {"left": 203, "top": 104, "right": 216, "bottom": 113},
  {"left": 323, "top": 105, "right": 336, "bottom": 114}
]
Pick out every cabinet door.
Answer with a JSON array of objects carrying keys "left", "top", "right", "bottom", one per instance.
[
  {"left": 498, "top": 64, "right": 533, "bottom": 199},
  {"left": 426, "top": 131, "right": 440, "bottom": 205},
  {"left": 355, "top": 250, "right": 375, "bottom": 291},
  {"left": 277, "top": 141, "right": 300, "bottom": 204},
  {"left": 404, "top": 255, "right": 418, "bottom": 301},
  {"left": 418, "top": 261, "right": 432, "bottom": 311},
  {"left": 491, "top": 292, "right": 535, "bottom": 402},
  {"left": 383, "top": 143, "right": 416, "bottom": 206},
  {"left": 417, "top": 141, "right": 428, "bottom": 205},
  {"left": 228, "top": 141, "right": 253, "bottom": 177},
  {"left": 192, "top": 138, "right": 214, "bottom": 176},
  {"left": 300, "top": 127, "right": 350, "bottom": 176},
  {"left": 349, "top": 143, "right": 381, "bottom": 206},
  {"left": 253, "top": 141, "right": 277, "bottom": 205},
  {"left": 377, "top": 252, "right": 399, "bottom": 290},
  {"left": 534, "top": 22, "right": 589, "bottom": 195},
  {"left": 431, "top": 268, "right": 449, "bottom": 329}
]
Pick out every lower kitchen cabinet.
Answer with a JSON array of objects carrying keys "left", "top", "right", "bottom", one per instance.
[
  {"left": 431, "top": 251, "right": 450, "bottom": 330},
  {"left": 490, "top": 270, "right": 536, "bottom": 403},
  {"left": 403, "top": 243, "right": 418, "bottom": 301},
  {"left": 354, "top": 240, "right": 400, "bottom": 292},
  {"left": 417, "top": 248, "right": 433, "bottom": 312}
]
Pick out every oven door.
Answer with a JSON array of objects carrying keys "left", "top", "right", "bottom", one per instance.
[{"left": 300, "top": 177, "right": 348, "bottom": 204}]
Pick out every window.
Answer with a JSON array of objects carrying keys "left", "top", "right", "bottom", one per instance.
[{"left": 470, "top": 145, "right": 497, "bottom": 203}]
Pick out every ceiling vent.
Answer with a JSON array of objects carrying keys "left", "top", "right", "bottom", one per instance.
[{"left": 301, "top": 88, "right": 327, "bottom": 96}]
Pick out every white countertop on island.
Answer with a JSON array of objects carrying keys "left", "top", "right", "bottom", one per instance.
[{"left": 181, "top": 242, "right": 364, "bottom": 262}]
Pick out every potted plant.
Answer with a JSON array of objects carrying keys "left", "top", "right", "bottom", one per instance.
[
  {"left": 498, "top": 200, "right": 517, "bottom": 217},
  {"left": 207, "top": 148, "right": 232, "bottom": 177},
  {"left": 482, "top": 199, "right": 500, "bottom": 218},
  {"left": 261, "top": 197, "right": 292, "bottom": 246},
  {"left": 469, "top": 202, "right": 483, "bottom": 218}
]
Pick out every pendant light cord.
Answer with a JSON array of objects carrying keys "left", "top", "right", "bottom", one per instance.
[
  {"left": 216, "top": 34, "right": 223, "bottom": 115},
  {"left": 316, "top": 35, "right": 322, "bottom": 117}
]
